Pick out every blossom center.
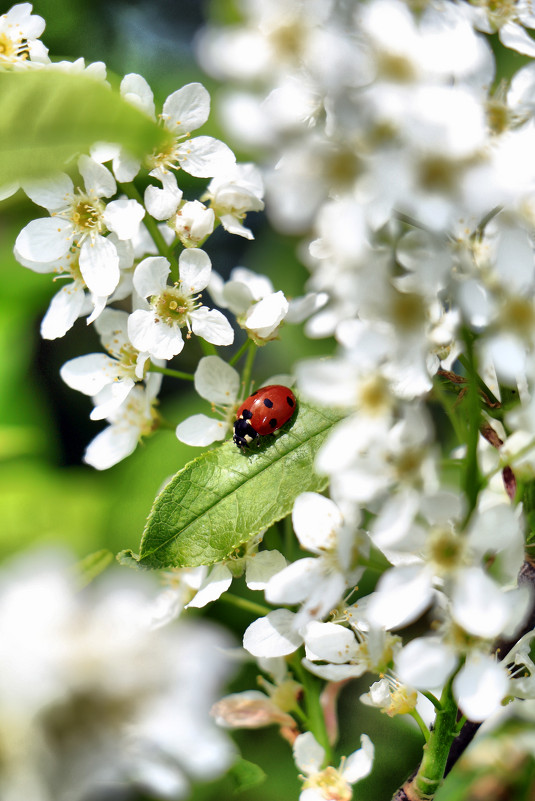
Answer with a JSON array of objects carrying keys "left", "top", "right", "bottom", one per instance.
[
  {"left": 63, "top": 191, "right": 106, "bottom": 241},
  {"left": 477, "top": 0, "right": 517, "bottom": 28},
  {"left": 357, "top": 374, "right": 392, "bottom": 416},
  {"left": 150, "top": 135, "right": 188, "bottom": 172},
  {"left": 0, "top": 31, "right": 26, "bottom": 61},
  {"left": 303, "top": 766, "right": 352, "bottom": 801},
  {"left": 499, "top": 296, "right": 535, "bottom": 339},
  {"left": 425, "top": 526, "right": 466, "bottom": 573},
  {"left": 152, "top": 286, "right": 197, "bottom": 327}
]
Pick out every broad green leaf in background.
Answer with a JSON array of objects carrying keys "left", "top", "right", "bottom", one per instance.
[
  {"left": 0, "top": 71, "right": 171, "bottom": 185},
  {"left": 119, "top": 401, "right": 344, "bottom": 569}
]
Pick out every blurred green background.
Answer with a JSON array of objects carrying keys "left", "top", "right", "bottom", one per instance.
[{"left": 0, "top": 1, "right": 425, "bottom": 799}]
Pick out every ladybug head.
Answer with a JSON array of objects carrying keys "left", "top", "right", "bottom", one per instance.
[{"left": 233, "top": 416, "right": 258, "bottom": 449}]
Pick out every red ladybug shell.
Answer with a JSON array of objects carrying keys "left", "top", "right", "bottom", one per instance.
[{"left": 233, "top": 385, "right": 296, "bottom": 448}]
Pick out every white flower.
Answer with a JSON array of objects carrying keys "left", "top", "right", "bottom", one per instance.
[
  {"left": 203, "top": 163, "right": 265, "bottom": 239},
  {"left": 15, "top": 156, "right": 144, "bottom": 299},
  {"left": 128, "top": 250, "right": 234, "bottom": 360},
  {"left": 187, "top": 533, "right": 287, "bottom": 610},
  {"left": 293, "top": 731, "right": 374, "bottom": 801},
  {"left": 395, "top": 636, "right": 510, "bottom": 723},
  {"left": 176, "top": 355, "right": 240, "bottom": 446},
  {"left": 208, "top": 266, "right": 289, "bottom": 343},
  {"left": 123, "top": 74, "right": 236, "bottom": 178},
  {"left": 0, "top": 550, "right": 237, "bottom": 801},
  {"left": 60, "top": 308, "right": 151, "bottom": 421},
  {"left": 170, "top": 199, "right": 215, "bottom": 248},
  {"left": 14, "top": 236, "right": 134, "bottom": 338},
  {"left": 0, "top": 3, "right": 49, "bottom": 68},
  {"left": 84, "top": 379, "right": 161, "bottom": 470},
  {"left": 302, "top": 619, "right": 400, "bottom": 682},
  {"left": 257, "top": 493, "right": 366, "bottom": 645}
]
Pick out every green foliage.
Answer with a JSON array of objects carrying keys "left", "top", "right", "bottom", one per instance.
[
  {"left": 119, "top": 400, "right": 344, "bottom": 569},
  {"left": 227, "top": 758, "right": 267, "bottom": 794},
  {"left": 0, "top": 71, "right": 171, "bottom": 185}
]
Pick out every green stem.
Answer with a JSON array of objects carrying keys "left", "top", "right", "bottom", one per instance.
[
  {"left": 461, "top": 334, "right": 483, "bottom": 516},
  {"left": 409, "top": 708, "right": 430, "bottom": 743},
  {"left": 291, "top": 656, "right": 333, "bottom": 764},
  {"left": 230, "top": 338, "right": 252, "bottom": 366},
  {"left": 119, "top": 181, "right": 180, "bottom": 280},
  {"left": 217, "top": 592, "right": 271, "bottom": 618},
  {"left": 412, "top": 679, "right": 458, "bottom": 799},
  {"left": 240, "top": 340, "right": 257, "bottom": 397},
  {"left": 457, "top": 353, "right": 500, "bottom": 408},
  {"left": 148, "top": 364, "right": 195, "bottom": 381},
  {"left": 421, "top": 691, "right": 442, "bottom": 712},
  {"left": 432, "top": 375, "right": 465, "bottom": 446},
  {"left": 199, "top": 339, "right": 218, "bottom": 357}
]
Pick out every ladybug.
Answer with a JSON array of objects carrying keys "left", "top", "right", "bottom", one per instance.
[{"left": 233, "top": 385, "right": 296, "bottom": 449}]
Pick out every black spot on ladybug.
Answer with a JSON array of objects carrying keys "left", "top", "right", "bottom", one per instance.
[
  {"left": 242, "top": 409, "right": 253, "bottom": 420},
  {"left": 263, "top": 398, "right": 274, "bottom": 408},
  {"left": 287, "top": 396, "right": 294, "bottom": 407},
  {"left": 269, "top": 418, "right": 277, "bottom": 428}
]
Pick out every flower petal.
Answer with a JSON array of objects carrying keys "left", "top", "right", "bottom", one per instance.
[
  {"left": 245, "top": 550, "right": 287, "bottom": 590},
  {"left": 366, "top": 565, "right": 434, "bottom": 630},
  {"left": 84, "top": 424, "right": 139, "bottom": 470},
  {"left": 186, "top": 564, "right": 233, "bottom": 608},
  {"left": 15, "top": 217, "right": 72, "bottom": 262},
  {"left": 144, "top": 169, "right": 183, "bottom": 220},
  {"left": 178, "top": 136, "right": 236, "bottom": 178},
  {"left": 179, "top": 248, "right": 212, "bottom": 293},
  {"left": 162, "top": 82, "right": 210, "bottom": 134},
  {"left": 22, "top": 172, "right": 73, "bottom": 210},
  {"left": 133, "top": 256, "right": 170, "bottom": 299},
  {"left": 176, "top": 414, "right": 227, "bottom": 447},
  {"left": 304, "top": 621, "right": 359, "bottom": 664},
  {"left": 395, "top": 638, "right": 457, "bottom": 689},
  {"left": 60, "top": 353, "right": 117, "bottom": 395},
  {"left": 500, "top": 20, "right": 535, "bottom": 57},
  {"left": 243, "top": 609, "right": 302, "bottom": 657},
  {"left": 191, "top": 307, "right": 234, "bottom": 346},
  {"left": 40, "top": 282, "right": 85, "bottom": 339},
  {"left": 292, "top": 492, "right": 343, "bottom": 553},
  {"left": 293, "top": 732, "right": 325, "bottom": 776},
  {"left": 194, "top": 355, "right": 240, "bottom": 404},
  {"left": 343, "top": 735, "right": 375, "bottom": 783},
  {"left": 90, "top": 379, "right": 136, "bottom": 421},
  {"left": 103, "top": 197, "right": 145, "bottom": 240},
  {"left": 79, "top": 235, "right": 120, "bottom": 296},
  {"left": 78, "top": 154, "right": 116, "bottom": 198},
  {"left": 121, "top": 73, "right": 156, "bottom": 118},
  {"left": 265, "top": 559, "right": 329, "bottom": 610},
  {"left": 453, "top": 654, "right": 508, "bottom": 722},
  {"left": 128, "top": 310, "right": 184, "bottom": 360}
]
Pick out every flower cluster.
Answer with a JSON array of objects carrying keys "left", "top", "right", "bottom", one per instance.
[
  {"left": 9, "top": 0, "right": 535, "bottom": 799},
  {"left": 192, "top": 0, "right": 535, "bottom": 796},
  {"left": 4, "top": 4, "right": 277, "bottom": 468},
  {"left": 0, "top": 551, "right": 236, "bottom": 801}
]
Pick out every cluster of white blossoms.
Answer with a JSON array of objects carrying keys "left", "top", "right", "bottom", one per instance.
[
  {"left": 9, "top": 0, "right": 535, "bottom": 798},
  {"left": 0, "top": 551, "right": 236, "bottom": 801},
  {"left": 193, "top": 0, "right": 535, "bottom": 796},
  {"left": 3, "top": 3, "right": 295, "bottom": 468}
]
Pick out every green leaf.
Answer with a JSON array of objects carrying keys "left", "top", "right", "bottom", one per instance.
[
  {"left": 0, "top": 71, "right": 171, "bottom": 185},
  {"left": 73, "top": 549, "right": 114, "bottom": 589},
  {"left": 119, "top": 401, "right": 344, "bottom": 569},
  {"left": 227, "top": 758, "right": 267, "bottom": 794}
]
